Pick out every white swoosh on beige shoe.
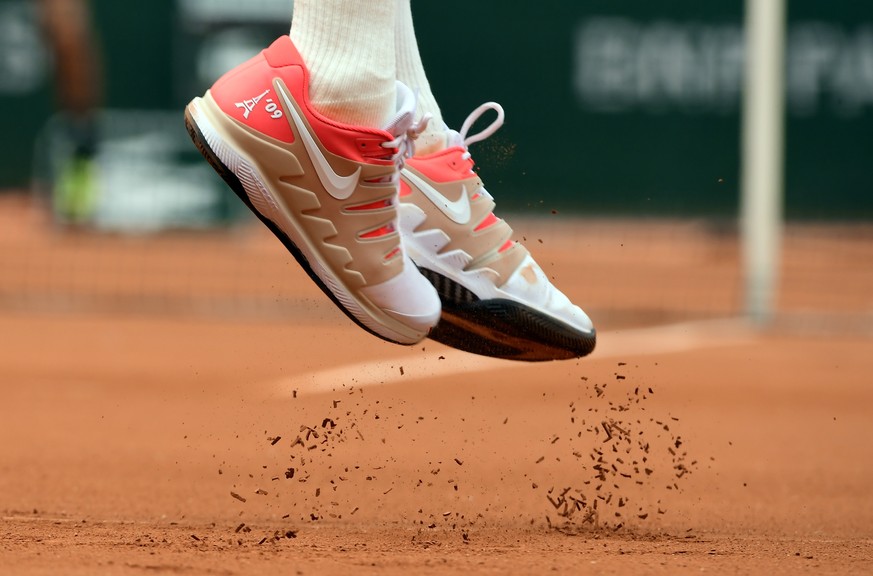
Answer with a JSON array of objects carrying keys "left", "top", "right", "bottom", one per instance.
[
  {"left": 402, "top": 169, "right": 471, "bottom": 225},
  {"left": 277, "top": 82, "right": 361, "bottom": 200}
]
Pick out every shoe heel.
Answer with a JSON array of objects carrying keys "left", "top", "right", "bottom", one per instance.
[{"left": 184, "top": 101, "right": 250, "bottom": 208}]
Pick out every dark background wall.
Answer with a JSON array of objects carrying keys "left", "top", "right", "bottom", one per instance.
[{"left": 2, "top": 0, "right": 871, "bottom": 219}]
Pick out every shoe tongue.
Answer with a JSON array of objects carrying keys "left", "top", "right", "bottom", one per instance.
[
  {"left": 380, "top": 81, "right": 450, "bottom": 156},
  {"left": 445, "top": 129, "right": 464, "bottom": 148},
  {"left": 381, "top": 81, "right": 417, "bottom": 138}
]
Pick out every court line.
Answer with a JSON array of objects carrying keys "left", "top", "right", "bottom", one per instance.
[{"left": 269, "top": 317, "right": 756, "bottom": 397}]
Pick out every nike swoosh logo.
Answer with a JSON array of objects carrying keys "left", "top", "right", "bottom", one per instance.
[
  {"left": 276, "top": 82, "right": 361, "bottom": 200},
  {"left": 402, "top": 169, "right": 472, "bottom": 225}
]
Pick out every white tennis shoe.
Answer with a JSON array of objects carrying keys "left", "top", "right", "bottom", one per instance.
[{"left": 398, "top": 103, "right": 596, "bottom": 361}]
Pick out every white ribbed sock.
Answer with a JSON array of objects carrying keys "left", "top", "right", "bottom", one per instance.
[
  {"left": 394, "top": 0, "right": 448, "bottom": 154},
  {"left": 290, "top": 0, "right": 396, "bottom": 129}
]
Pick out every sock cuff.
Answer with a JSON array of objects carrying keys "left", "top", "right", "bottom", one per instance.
[
  {"left": 394, "top": 0, "right": 447, "bottom": 153},
  {"left": 291, "top": 0, "right": 397, "bottom": 128}
]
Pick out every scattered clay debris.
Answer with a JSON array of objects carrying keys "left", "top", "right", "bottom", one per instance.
[
  {"left": 532, "top": 369, "right": 698, "bottom": 533},
  {"left": 223, "top": 363, "right": 697, "bottom": 540}
]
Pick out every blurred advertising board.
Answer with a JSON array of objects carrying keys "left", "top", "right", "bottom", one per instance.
[{"left": 2, "top": 0, "right": 871, "bottom": 221}]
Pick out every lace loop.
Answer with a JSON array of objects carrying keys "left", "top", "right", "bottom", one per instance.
[
  {"left": 381, "top": 113, "right": 431, "bottom": 175},
  {"left": 459, "top": 102, "right": 505, "bottom": 147}
]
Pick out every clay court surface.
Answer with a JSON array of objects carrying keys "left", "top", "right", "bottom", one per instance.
[{"left": 1, "top": 196, "right": 872, "bottom": 574}]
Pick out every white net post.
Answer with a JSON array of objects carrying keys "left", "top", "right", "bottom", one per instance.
[{"left": 741, "top": 0, "right": 788, "bottom": 324}]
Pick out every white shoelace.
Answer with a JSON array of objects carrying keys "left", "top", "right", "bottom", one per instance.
[
  {"left": 382, "top": 113, "right": 432, "bottom": 184},
  {"left": 459, "top": 102, "right": 505, "bottom": 148},
  {"left": 449, "top": 102, "right": 506, "bottom": 199}
]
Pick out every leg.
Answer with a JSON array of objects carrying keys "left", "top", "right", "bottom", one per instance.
[
  {"left": 291, "top": 0, "right": 397, "bottom": 128},
  {"left": 36, "top": 0, "right": 102, "bottom": 223},
  {"left": 393, "top": 0, "right": 446, "bottom": 154},
  {"left": 36, "top": 0, "right": 102, "bottom": 119}
]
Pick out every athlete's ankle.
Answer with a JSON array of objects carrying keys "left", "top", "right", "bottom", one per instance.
[
  {"left": 290, "top": 0, "right": 397, "bottom": 129},
  {"left": 413, "top": 129, "right": 449, "bottom": 157}
]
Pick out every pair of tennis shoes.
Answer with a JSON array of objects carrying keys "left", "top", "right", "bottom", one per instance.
[{"left": 185, "top": 36, "right": 595, "bottom": 362}]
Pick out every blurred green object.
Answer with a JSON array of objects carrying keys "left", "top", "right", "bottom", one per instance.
[
  {"left": 54, "top": 153, "right": 99, "bottom": 224},
  {"left": 33, "top": 110, "right": 248, "bottom": 231}
]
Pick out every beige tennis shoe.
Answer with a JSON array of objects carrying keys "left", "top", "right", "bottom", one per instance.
[
  {"left": 398, "top": 103, "right": 596, "bottom": 360},
  {"left": 185, "top": 35, "right": 440, "bottom": 345}
]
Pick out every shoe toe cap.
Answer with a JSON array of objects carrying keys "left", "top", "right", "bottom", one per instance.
[
  {"left": 502, "top": 255, "right": 594, "bottom": 335},
  {"left": 360, "top": 257, "right": 442, "bottom": 342}
]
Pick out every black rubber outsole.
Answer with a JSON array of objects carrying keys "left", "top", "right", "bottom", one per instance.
[
  {"left": 418, "top": 267, "right": 596, "bottom": 362},
  {"left": 184, "top": 109, "right": 398, "bottom": 345}
]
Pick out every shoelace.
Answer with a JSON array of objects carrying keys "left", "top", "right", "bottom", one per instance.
[
  {"left": 382, "top": 113, "right": 432, "bottom": 176},
  {"left": 448, "top": 102, "right": 506, "bottom": 202},
  {"left": 445, "top": 103, "right": 506, "bottom": 200},
  {"left": 456, "top": 103, "right": 518, "bottom": 256},
  {"left": 459, "top": 102, "right": 505, "bottom": 148}
]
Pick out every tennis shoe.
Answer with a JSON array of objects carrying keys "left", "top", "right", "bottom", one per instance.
[
  {"left": 185, "top": 36, "right": 440, "bottom": 345},
  {"left": 398, "top": 103, "right": 596, "bottom": 360}
]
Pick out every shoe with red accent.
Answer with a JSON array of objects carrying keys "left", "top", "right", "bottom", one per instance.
[
  {"left": 184, "top": 35, "right": 440, "bottom": 345},
  {"left": 398, "top": 103, "right": 596, "bottom": 361}
]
